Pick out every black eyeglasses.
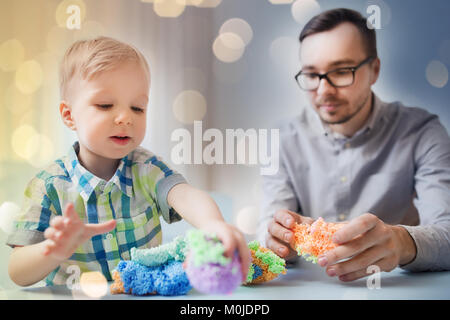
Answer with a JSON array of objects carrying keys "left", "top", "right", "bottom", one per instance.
[{"left": 295, "top": 56, "right": 375, "bottom": 91}]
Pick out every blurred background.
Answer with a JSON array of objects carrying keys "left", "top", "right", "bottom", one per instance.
[{"left": 0, "top": 0, "right": 449, "bottom": 291}]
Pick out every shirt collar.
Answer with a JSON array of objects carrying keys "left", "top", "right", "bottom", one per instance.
[
  {"left": 314, "top": 92, "right": 382, "bottom": 140},
  {"left": 67, "top": 142, "right": 134, "bottom": 201}
]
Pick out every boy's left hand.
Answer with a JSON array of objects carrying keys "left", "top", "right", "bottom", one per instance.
[
  {"left": 166, "top": 183, "right": 251, "bottom": 281},
  {"left": 201, "top": 220, "right": 251, "bottom": 282}
]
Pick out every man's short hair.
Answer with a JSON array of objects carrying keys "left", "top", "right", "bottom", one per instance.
[
  {"left": 299, "top": 8, "right": 378, "bottom": 59},
  {"left": 59, "top": 36, "right": 150, "bottom": 101}
]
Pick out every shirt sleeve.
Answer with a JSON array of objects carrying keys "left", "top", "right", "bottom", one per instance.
[
  {"left": 144, "top": 155, "right": 187, "bottom": 224},
  {"left": 5, "top": 175, "right": 59, "bottom": 248},
  {"left": 399, "top": 116, "right": 450, "bottom": 272},
  {"left": 257, "top": 128, "right": 300, "bottom": 247}
]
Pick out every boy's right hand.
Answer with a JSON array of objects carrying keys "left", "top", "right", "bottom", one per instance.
[
  {"left": 266, "top": 209, "right": 314, "bottom": 260},
  {"left": 43, "top": 203, "right": 116, "bottom": 261}
]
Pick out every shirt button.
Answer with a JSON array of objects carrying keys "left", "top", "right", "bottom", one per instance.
[
  {"left": 338, "top": 213, "right": 347, "bottom": 221},
  {"left": 340, "top": 176, "right": 347, "bottom": 183},
  {"left": 106, "top": 233, "right": 113, "bottom": 240}
]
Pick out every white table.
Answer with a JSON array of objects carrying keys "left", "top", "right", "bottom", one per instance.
[{"left": 2, "top": 260, "right": 449, "bottom": 300}]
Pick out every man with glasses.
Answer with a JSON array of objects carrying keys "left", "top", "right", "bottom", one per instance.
[{"left": 260, "top": 8, "right": 450, "bottom": 282}]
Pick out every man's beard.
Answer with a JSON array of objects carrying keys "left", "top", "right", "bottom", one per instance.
[{"left": 318, "top": 93, "right": 371, "bottom": 125}]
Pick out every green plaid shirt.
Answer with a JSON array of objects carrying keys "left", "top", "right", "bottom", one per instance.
[{"left": 6, "top": 142, "right": 186, "bottom": 286}]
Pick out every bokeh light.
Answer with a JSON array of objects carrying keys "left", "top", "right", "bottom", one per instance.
[
  {"left": 219, "top": 18, "right": 253, "bottom": 46},
  {"left": 15, "top": 60, "right": 43, "bottom": 94},
  {"left": 3, "top": 84, "right": 33, "bottom": 115},
  {"left": 0, "top": 39, "right": 25, "bottom": 72},
  {"left": 154, "top": 0, "right": 186, "bottom": 18},
  {"left": 235, "top": 206, "right": 259, "bottom": 235},
  {"left": 291, "top": 0, "right": 321, "bottom": 25},
  {"left": 426, "top": 60, "right": 448, "bottom": 88},
  {"left": 212, "top": 32, "right": 245, "bottom": 63},
  {"left": 0, "top": 202, "right": 21, "bottom": 234},
  {"left": 185, "top": 0, "right": 204, "bottom": 5},
  {"left": 79, "top": 271, "right": 108, "bottom": 299},
  {"left": 11, "top": 124, "right": 38, "bottom": 160},
  {"left": 18, "top": 110, "right": 35, "bottom": 126},
  {"left": 28, "top": 134, "right": 55, "bottom": 168},
  {"left": 196, "top": 0, "right": 222, "bottom": 8},
  {"left": 173, "top": 90, "right": 207, "bottom": 124}
]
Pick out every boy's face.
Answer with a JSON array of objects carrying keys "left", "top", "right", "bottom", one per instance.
[{"left": 62, "top": 61, "right": 149, "bottom": 160}]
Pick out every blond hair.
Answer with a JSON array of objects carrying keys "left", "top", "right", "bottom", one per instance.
[{"left": 59, "top": 36, "right": 150, "bottom": 100}]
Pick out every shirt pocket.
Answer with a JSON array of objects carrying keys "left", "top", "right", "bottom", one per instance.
[{"left": 114, "top": 205, "right": 162, "bottom": 258}]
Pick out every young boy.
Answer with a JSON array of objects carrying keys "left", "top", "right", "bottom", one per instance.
[{"left": 6, "top": 36, "right": 250, "bottom": 287}]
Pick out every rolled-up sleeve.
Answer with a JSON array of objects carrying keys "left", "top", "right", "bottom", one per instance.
[
  {"left": 400, "top": 116, "right": 450, "bottom": 272},
  {"left": 144, "top": 155, "right": 187, "bottom": 224},
  {"left": 156, "top": 173, "right": 187, "bottom": 224},
  {"left": 6, "top": 176, "right": 58, "bottom": 248}
]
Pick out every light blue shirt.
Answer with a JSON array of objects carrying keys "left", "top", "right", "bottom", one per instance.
[{"left": 258, "top": 93, "right": 450, "bottom": 272}]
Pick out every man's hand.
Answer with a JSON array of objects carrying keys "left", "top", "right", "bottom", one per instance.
[
  {"left": 317, "top": 213, "right": 417, "bottom": 282},
  {"left": 266, "top": 209, "right": 314, "bottom": 260},
  {"left": 43, "top": 203, "right": 116, "bottom": 261}
]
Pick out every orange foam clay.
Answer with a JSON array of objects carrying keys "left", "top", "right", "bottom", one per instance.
[
  {"left": 293, "top": 217, "right": 345, "bottom": 263},
  {"left": 110, "top": 269, "right": 158, "bottom": 296},
  {"left": 110, "top": 270, "right": 126, "bottom": 294}
]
